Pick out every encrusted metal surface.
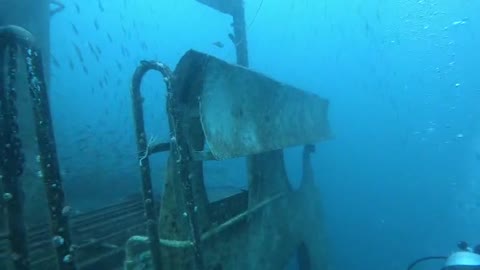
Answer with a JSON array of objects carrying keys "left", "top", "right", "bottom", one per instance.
[
  {"left": 175, "top": 50, "right": 331, "bottom": 160},
  {"left": 124, "top": 145, "right": 330, "bottom": 270}
]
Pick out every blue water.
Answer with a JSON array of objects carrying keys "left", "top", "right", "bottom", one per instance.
[{"left": 48, "top": 1, "right": 480, "bottom": 269}]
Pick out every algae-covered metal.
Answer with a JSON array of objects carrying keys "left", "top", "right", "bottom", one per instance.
[
  {"left": 0, "top": 25, "right": 77, "bottom": 270},
  {"left": 173, "top": 50, "right": 331, "bottom": 160},
  {"left": 124, "top": 48, "right": 331, "bottom": 270}
]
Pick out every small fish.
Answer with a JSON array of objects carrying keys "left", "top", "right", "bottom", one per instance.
[
  {"left": 71, "top": 23, "right": 79, "bottom": 35},
  {"left": 140, "top": 41, "right": 148, "bottom": 51},
  {"left": 98, "top": 0, "right": 104, "bottom": 12},
  {"left": 107, "top": 33, "right": 113, "bottom": 43},
  {"left": 93, "top": 53, "right": 100, "bottom": 62},
  {"left": 68, "top": 59, "right": 75, "bottom": 70},
  {"left": 82, "top": 65, "right": 89, "bottom": 75},
  {"left": 94, "top": 19, "right": 100, "bottom": 31},
  {"left": 212, "top": 41, "right": 224, "bottom": 48},
  {"left": 121, "top": 46, "right": 130, "bottom": 57},
  {"left": 95, "top": 45, "right": 102, "bottom": 55},
  {"left": 72, "top": 43, "right": 84, "bottom": 63},
  {"left": 51, "top": 54, "right": 61, "bottom": 69},
  {"left": 87, "top": 42, "right": 96, "bottom": 54},
  {"left": 74, "top": 3, "right": 80, "bottom": 14}
]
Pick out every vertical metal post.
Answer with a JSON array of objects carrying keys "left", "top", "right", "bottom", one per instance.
[
  {"left": 0, "top": 40, "right": 30, "bottom": 270},
  {"left": 23, "top": 42, "right": 77, "bottom": 270},
  {"left": 230, "top": 1, "right": 249, "bottom": 67},
  {"left": 1, "top": 25, "right": 78, "bottom": 270}
]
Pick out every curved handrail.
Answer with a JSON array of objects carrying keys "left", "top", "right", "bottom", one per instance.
[
  {"left": 130, "top": 60, "right": 173, "bottom": 270},
  {"left": 130, "top": 59, "right": 205, "bottom": 270}
]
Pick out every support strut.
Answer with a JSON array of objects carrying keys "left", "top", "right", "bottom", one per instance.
[
  {"left": 0, "top": 31, "right": 30, "bottom": 270},
  {"left": 0, "top": 25, "right": 77, "bottom": 270}
]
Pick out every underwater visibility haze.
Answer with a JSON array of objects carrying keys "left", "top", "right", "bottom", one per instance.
[{"left": 1, "top": 0, "right": 480, "bottom": 270}]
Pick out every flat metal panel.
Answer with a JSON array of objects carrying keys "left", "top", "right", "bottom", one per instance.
[{"left": 178, "top": 51, "right": 331, "bottom": 160}]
